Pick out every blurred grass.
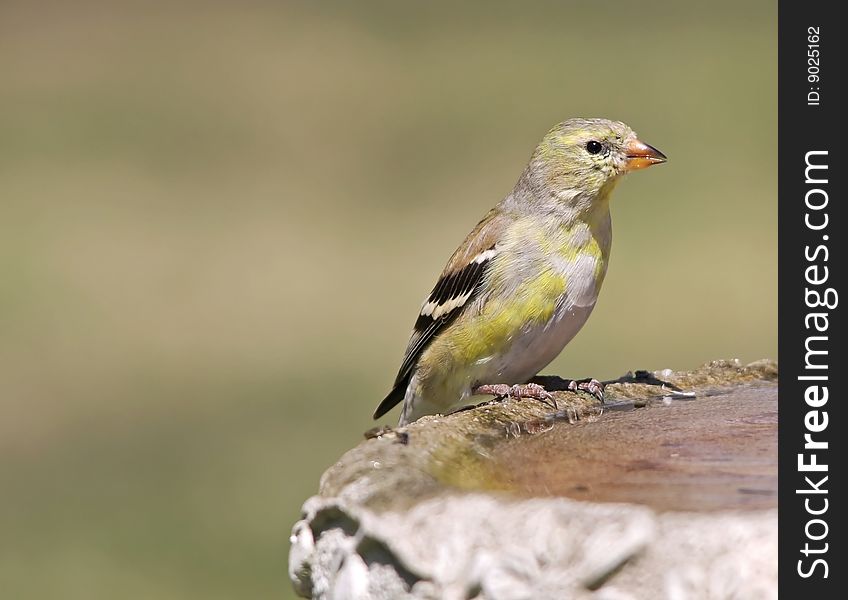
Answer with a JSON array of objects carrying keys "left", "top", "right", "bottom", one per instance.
[{"left": 1, "top": 0, "right": 775, "bottom": 598}]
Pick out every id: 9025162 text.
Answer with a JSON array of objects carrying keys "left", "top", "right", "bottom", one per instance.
[{"left": 807, "top": 27, "right": 821, "bottom": 106}]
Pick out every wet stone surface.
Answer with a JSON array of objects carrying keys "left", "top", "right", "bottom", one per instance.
[{"left": 487, "top": 382, "right": 777, "bottom": 511}]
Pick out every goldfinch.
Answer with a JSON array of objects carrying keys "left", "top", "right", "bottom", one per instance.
[{"left": 374, "top": 118, "right": 666, "bottom": 425}]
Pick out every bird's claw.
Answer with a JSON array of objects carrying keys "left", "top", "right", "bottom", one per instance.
[
  {"left": 474, "top": 382, "right": 558, "bottom": 411},
  {"left": 567, "top": 378, "right": 605, "bottom": 403}
]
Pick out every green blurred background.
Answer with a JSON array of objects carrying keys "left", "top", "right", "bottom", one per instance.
[{"left": 1, "top": 1, "right": 775, "bottom": 597}]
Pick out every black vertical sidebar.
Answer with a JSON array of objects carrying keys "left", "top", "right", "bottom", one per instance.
[{"left": 779, "top": 1, "right": 844, "bottom": 596}]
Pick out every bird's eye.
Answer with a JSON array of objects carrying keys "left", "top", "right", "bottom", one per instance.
[{"left": 586, "top": 141, "right": 603, "bottom": 155}]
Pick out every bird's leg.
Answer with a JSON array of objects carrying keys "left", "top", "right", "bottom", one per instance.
[
  {"left": 473, "top": 382, "right": 558, "bottom": 411},
  {"left": 566, "top": 378, "right": 605, "bottom": 403}
]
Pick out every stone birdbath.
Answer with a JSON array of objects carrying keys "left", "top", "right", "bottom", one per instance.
[{"left": 289, "top": 359, "right": 777, "bottom": 600}]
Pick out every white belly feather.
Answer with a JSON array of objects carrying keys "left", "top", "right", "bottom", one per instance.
[
  {"left": 472, "top": 251, "right": 602, "bottom": 386},
  {"left": 476, "top": 303, "right": 595, "bottom": 385}
]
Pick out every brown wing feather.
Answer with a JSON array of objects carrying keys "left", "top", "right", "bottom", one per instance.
[{"left": 373, "top": 209, "right": 509, "bottom": 419}]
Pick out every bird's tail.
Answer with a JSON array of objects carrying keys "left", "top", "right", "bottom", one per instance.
[{"left": 372, "top": 375, "right": 409, "bottom": 420}]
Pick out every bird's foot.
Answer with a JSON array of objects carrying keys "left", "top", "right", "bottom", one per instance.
[
  {"left": 566, "top": 378, "right": 605, "bottom": 403},
  {"left": 473, "top": 382, "right": 557, "bottom": 411}
]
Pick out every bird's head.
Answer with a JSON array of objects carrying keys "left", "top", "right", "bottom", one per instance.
[{"left": 529, "top": 118, "right": 666, "bottom": 203}]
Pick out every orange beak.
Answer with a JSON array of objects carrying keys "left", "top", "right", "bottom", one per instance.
[{"left": 624, "top": 139, "right": 667, "bottom": 171}]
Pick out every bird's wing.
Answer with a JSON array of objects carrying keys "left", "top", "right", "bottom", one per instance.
[{"left": 373, "top": 209, "right": 509, "bottom": 419}]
